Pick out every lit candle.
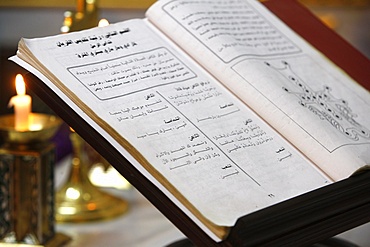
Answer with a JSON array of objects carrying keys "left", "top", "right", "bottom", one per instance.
[
  {"left": 8, "top": 74, "right": 32, "bottom": 131},
  {"left": 98, "top": 18, "right": 109, "bottom": 27}
]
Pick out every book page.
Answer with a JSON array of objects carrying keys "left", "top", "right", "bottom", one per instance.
[
  {"left": 15, "top": 18, "right": 329, "bottom": 237},
  {"left": 10, "top": 55, "right": 220, "bottom": 242},
  {"left": 146, "top": 0, "right": 370, "bottom": 181}
]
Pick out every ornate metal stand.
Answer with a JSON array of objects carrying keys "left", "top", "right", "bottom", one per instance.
[{"left": 0, "top": 113, "right": 70, "bottom": 246}]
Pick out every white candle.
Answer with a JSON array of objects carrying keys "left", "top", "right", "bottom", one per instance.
[
  {"left": 8, "top": 74, "right": 32, "bottom": 131},
  {"left": 98, "top": 18, "right": 109, "bottom": 27}
]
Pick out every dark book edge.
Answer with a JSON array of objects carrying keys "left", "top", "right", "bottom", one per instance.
[{"left": 226, "top": 171, "right": 370, "bottom": 246}]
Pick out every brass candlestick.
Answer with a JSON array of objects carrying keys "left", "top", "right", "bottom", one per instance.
[
  {"left": 0, "top": 113, "right": 70, "bottom": 246},
  {"left": 86, "top": 143, "right": 131, "bottom": 190},
  {"left": 55, "top": 130, "right": 129, "bottom": 222}
]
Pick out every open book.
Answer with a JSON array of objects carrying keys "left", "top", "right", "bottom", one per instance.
[{"left": 11, "top": 0, "right": 370, "bottom": 244}]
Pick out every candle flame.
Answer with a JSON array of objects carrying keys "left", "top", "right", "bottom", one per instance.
[
  {"left": 98, "top": 18, "right": 109, "bottom": 27},
  {"left": 15, "top": 74, "right": 26, "bottom": 96}
]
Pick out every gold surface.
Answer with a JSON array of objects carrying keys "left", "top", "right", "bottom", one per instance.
[
  {"left": 55, "top": 131, "right": 129, "bottom": 222},
  {"left": 0, "top": 113, "right": 62, "bottom": 144}
]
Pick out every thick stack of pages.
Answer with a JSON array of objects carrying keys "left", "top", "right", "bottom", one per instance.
[{"left": 11, "top": 0, "right": 370, "bottom": 246}]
